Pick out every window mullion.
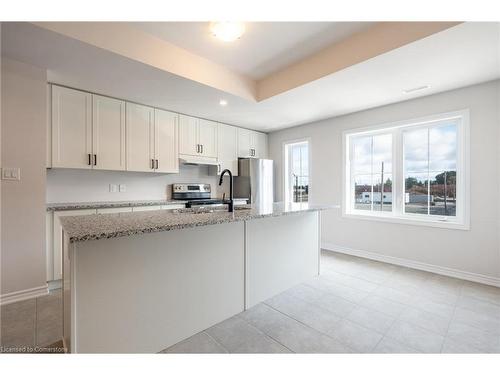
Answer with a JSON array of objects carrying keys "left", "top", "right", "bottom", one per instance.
[{"left": 394, "top": 128, "right": 403, "bottom": 217}]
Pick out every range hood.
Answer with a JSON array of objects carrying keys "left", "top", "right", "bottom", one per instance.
[{"left": 179, "top": 155, "right": 219, "bottom": 166}]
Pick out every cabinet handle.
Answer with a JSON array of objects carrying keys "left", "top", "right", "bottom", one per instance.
[
  {"left": 200, "top": 144, "right": 203, "bottom": 154},
  {"left": 218, "top": 164, "right": 221, "bottom": 173},
  {"left": 196, "top": 144, "right": 199, "bottom": 153},
  {"left": 151, "top": 159, "right": 155, "bottom": 169},
  {"left": 93, "top": 154, "right": 97, "bottom": 166},
  {"left": 155, "top": 159, "right": 159, "bottom": 169},
  {"left": 88, "top": 153, "right": 92, "bottom": 166}
]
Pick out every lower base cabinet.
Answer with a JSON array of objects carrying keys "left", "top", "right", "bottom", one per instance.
[
  {"left": 51, "top": 209, "right": 97, "bottom": 281},
  {"left": 46, "top": 204, "right": 187, "bottom": 282}
]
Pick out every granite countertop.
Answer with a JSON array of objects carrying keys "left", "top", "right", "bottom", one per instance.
[
  {"left": 46, "top": 200, "right": 187, "bottom": 211},
  {"left": 60, "top": 202, "right": 333, "bottom": 243}
]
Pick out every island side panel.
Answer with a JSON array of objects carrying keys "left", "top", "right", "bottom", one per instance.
[
  {"left": 72, "top": 221, "right": 245, "bottom": 353},
  {"left": 245, "top": 211, "right": 320, "bottom": 309}
]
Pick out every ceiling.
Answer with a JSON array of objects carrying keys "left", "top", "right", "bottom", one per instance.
[
  {"left": 130, "top": 22, "right": 375, "bottom": 79},
  {"left": 1, "top": 22, "right": 499, "bottom": 132}
]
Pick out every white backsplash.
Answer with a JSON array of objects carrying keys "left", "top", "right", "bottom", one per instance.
[{"left": 46, "top": 164, "right": 230, "bottom": 203}]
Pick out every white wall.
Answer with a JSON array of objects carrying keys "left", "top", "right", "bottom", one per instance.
[
  {"left": 46, "top": 164, "right": 225, "bottom": 203},
  {"left": 269, "top": 80, "right": 500, "bottom": 280},
  {"left": 1, "top": 58, "right": 47, "bottom": 296}
]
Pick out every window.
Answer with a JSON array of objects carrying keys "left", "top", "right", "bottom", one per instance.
[
  {"left": 284, "top": 140, "right": 310, "bottom": 206},
  {"left": 344, "top": 110, "right": 469, "bottom": 229}
]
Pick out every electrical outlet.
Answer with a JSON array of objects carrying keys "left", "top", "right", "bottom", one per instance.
[
  {"left": 1, "top": 167, "right": 20, "bottom": 181},
  {"left": 119, "top": 184, "right": 127, "bottom": 192},
  {"left": 109, "top": 184, "right": 118, "bottom": 193}
]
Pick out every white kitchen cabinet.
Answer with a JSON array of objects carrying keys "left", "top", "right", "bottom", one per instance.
[
  {"left": 51, "top": 86, "right": 92, "bottom": 168},
  {"left": 217, "top": 123, "right": 238, "bottom": 176},
  {"left": 237, "top": 128, "right": 252, "bottom": 158},
  {"left": 254, "top": 131, "right": 268, "bottom": 159},
  {"left": 96, "top": 207, "right": 133, "bottom": 214},
  {"left": 179, "top": 115, "right": 218, "bottom": 159},
  {"left": 46, "top": 84, "right": 52, "bottom": 168},
  {"left": 178, "top": 115, "right": 198, "bottom": 156},
  {"left": 198, "top": 119, "right": 218, "bottom": 158},
  {"left": 46, "top": 212, "right": 54, "bottom": 282},
  {"left": 126, "top": 103, "right": 155, "bottom": 172},
  {"left": 237, "top": 128, "right": 268, "bottom": 159},
  {"left": 92, "top": 95, "right": 126, "bottom": 171},
  {"left": 154, "top": 109, "right": 179, "bottom": 173},
  {"left": 52, "top": 209, "right": 96, "bottom": 280}
]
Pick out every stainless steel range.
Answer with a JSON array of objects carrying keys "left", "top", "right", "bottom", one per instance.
[{"left": 171, "top": 183, "right": 247, "bottom": 208}]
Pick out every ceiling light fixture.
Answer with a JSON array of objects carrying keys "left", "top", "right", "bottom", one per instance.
[
  {"left": 403, "top": 85, "right": 430, "bottom": 94},
  {"left": 210, "top": 22, "right": 245, "bottom": 42},
  {"left": 219, "top": 99, "right": 228, "bottom": 106}
]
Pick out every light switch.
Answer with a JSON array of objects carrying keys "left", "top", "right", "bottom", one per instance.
[
  {"left": 109, "top": 184, "right": 118, "bottom": 193},
  {"left": 119, "top": 184, "right": 127, "bottom": 192},
  {"left": 1, "top": 168, "right": 20, "bottom": 181}
]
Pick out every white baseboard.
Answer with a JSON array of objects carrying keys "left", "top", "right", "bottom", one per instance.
[
  {"left": 0, "top": 284, "right": 49, "bottom": 306},
  {"left": 322, "top": 242, "right": 500, "bottom": 288}
]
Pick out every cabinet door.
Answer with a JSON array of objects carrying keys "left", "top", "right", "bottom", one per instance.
[
  {"left": 126, "top": 103, "right": 155, "bottom": 172},
  {"left": 254, "top": 132, "right": 268, "bottom": 159},
  {"left": 217, "top": 123, "right": 238, "bottom": 176},
  {"left": 178, "top": 115, "right": 199, "bottom": 156},
  {"left": 237, "top": 128, "right": 252, "bottom": 158},
  {"left": 53, "top": 209, "right": 96, "bottom": 280},
  {"left": 92, "top": 95, "right": 126, "bottom": 171},
  {"left": 154, "top": 109, "right": 179, "bottom": 173},
  {"left": 198, "top": 119, "right": 218, "bottom": 158},
  {"left": 46, "top": 212, "right": 54, "bottom": 282},
  {"left": 51, "top": 86, "right": 92, "bottom": 168}
]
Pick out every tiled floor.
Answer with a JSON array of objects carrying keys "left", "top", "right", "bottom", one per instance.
[
  {"left": 0, "top": 288, "right": 63, "bottom": 353},
  {"left": 162, "top": 251, "right": 500, "bottom": 353},
  {"left": 2, "top": 251, "right": 500, "bottom": 353}
]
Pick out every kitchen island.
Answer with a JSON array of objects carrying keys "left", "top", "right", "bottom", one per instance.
[{"left": 60, "top": 203, "right": 329, "bottom": 353}]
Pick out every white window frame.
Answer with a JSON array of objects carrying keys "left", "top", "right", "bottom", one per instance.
[
  {"left": 343, "top": 110, "right": 470, "bottom": 230},
  {"left": 282, "top": 138, "right": 311, "bottom": 205}
]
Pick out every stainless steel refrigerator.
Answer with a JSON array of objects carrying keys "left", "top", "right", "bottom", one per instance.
[{"left": 234, "top": 158, "right": 274, "bottom": 206}]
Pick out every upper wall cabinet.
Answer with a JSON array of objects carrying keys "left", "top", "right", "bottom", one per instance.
[
  {"left": 237, "top": 128, "right": 268, "bottom": 159},
  {"left": 217, "top": 123, "right": 238, "bottom": 176},
  {"left": 125, "top": 104, "right": 179, "bottom": 173},
  {"left": 179, "top": 115, "right": 218, "bottom": 159},
  {"left": 154, "top": 109, "right": 179, "bottom": 173},
  {"left": 51, "top": 86, "right": 92, "bottom": 169},
  {"left": 51, "top": 86, "right": 126, "bottom": 171},
  {"left": 126, "top": 103, "right": 155, "bottom": 172},
  {"left": 92, "top": 95, "right": 126, "bottom": 171}
]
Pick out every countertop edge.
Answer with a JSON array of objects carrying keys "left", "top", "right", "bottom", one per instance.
[
  {"left": 46, "top": 200, "right": 187, "bottom": 211},
  {"left": 65, "top": 206, "right": 330, "bottom": 243}
]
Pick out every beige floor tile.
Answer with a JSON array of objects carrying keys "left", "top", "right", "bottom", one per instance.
[
  {"left": 160, "top": 332, "right": 227, "bottom": 353},
  {"left": 240, "top": 303, "right": 351, "bottom": 353},
  {"left": 358, "top": 295, "right": 407, "bottom": 317},
  {"left": 36, "top": 290, "right": 63, "bottom": 347},
  {"left": 447, "top": 321, "right": 500, "bottom": 353},
  {"left": 386, "top": 320, "right": 445, "bottom": 353},
  {"left": 398, "top": 306, "right": 451, "bottom": 335},
  {"left": 265, "top": 291, "right": 342, "bottom": 335},
  {"left": 205, "top": 316, "right": 290, "bottom": 353},
  {"left": 328, "top": 319, "right": 383, "bottom": 353},
  {"left": 441, "top": 338, "right": 483, "bottom": 353},
  {"left": 346, "top": 305, "right": 396, "bottom": 334},
  {"left": 0, "top": 299, "right": 36, "bottom": 349},
  {"left": 372, "top": 337, "right": 420, "bottom": 353}
]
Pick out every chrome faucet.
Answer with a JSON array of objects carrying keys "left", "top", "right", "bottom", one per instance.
[{"left": 218, "top": 169, "right": 234, "bottom": 212}]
